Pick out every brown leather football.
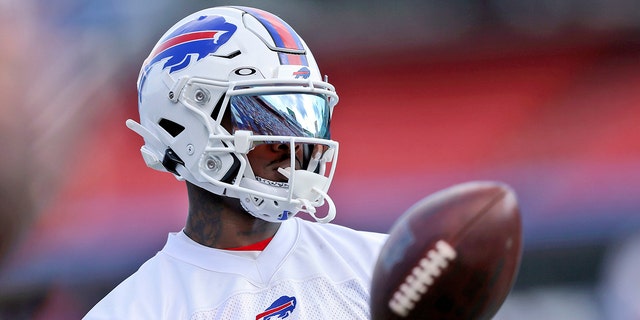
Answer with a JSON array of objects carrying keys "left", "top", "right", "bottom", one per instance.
[{"left": 371, "top": 181, "right": 523, "bottom": 320}]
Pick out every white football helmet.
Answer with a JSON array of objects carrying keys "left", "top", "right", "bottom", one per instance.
[{"left": 128, "top": 6, "right": 340, "bottom": 223}]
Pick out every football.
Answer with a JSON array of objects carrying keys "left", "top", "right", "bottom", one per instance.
[{"left": 370, "top": 181, "right": 523, "bottom": 320}]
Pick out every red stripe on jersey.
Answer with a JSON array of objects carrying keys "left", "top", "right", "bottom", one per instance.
[{"left": 225, "top": 236, "right": 274, "bottom": 251}]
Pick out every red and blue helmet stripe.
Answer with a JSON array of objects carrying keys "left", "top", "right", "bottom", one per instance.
[{"left": 235, "top": 6, "right": 309, "bottom": 66}]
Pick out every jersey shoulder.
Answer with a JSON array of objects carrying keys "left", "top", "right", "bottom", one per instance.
[
  {"left": 83, "top": 253, "right": 172, "bottom": 319},
  {"left": 293, "top": 218, "right": 388, "bottom": 279}
]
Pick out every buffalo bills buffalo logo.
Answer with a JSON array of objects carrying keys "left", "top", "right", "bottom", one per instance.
[
  {"left": 293, "top": 67, "right": 310, "bottom": 79},
  {"left": 138, "top": 15, "right": 237, "bottom": 102},
  {"left": 255, "top": 295, "right": 297, "bottom": 320}
]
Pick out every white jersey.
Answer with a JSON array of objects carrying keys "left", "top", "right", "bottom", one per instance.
[{"left": 84, "top": 218, "right": 387, "bottom": 319}]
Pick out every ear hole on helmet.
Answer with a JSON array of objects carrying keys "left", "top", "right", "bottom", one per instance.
[{"left": 159, "top": 118, "right": 185, "bottom": 137}]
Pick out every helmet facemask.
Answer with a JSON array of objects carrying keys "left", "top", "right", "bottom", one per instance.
[{"left": 196, "top": 78, "right": 339, "bottom": 223}]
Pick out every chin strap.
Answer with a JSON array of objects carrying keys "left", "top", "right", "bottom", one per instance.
[{"left": 300, "top": 186, "right": 336, "bottom": 223}]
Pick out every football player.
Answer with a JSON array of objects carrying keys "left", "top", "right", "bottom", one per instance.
[{"left": 84, "top": 6, "right": 387, "bottom": 319}]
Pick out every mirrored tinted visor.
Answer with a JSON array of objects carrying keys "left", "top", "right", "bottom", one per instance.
[{"left": 229, "top": 93, "right": 331, "bottom": 139}]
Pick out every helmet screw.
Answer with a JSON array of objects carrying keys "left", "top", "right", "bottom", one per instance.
[
  {"left": 186, "top": 144, "right": 194, "bottom": 155},
  {"left": 194, "top": 88, "right": 210, "bottom": 105},
  {"left": 204, "top": 155, "right": 222, "bottom": 172},
  {"left": 168, "top": 91, "right": 175, "bottom": 99}
]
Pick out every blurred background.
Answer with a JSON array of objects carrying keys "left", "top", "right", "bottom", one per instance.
[{"left": 1, "top": 0, "right": 639, "bottom": 319}]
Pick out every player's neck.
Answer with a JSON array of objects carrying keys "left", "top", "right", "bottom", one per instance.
[{"left": 183, "top": 182, "right": 280, "bottom": 249}]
